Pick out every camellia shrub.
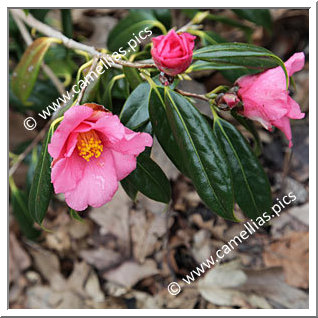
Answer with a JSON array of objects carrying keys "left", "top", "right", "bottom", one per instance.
[{"left": 9, "top": 9, "right": 306, "bottom": 233}]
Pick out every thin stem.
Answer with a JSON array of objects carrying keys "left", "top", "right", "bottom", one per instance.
[
  {"left": 101, "top": 54, "right": 155, "bottom": 69},
  {"left": 77, "top": 56, "right": 99, "bottom": 104},
  {"left": 174, "top": 88, "right": 209, "bottom": 101}
]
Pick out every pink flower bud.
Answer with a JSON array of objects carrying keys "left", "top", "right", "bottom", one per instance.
[
  {"left": 151, "top": 30, "right": 196, "bottom": 76},
  {"left": 218, "top": 92, "right": 241, "bottom": 109}
]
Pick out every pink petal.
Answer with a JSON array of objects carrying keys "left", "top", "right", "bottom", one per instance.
[
  {"left": 93, "top": 114, "right": 125, "bottom": 144},
  {"left": 48, "top": 106, "right": 93, "bottom": 159},
  {"left": 64, "top": 150, "right": 118, "bottom": 211},
  {"left": 236, "top": 73, "right": 257, "bottom": 90},
  {"left": 64, "top": 132, "right": 78, "bottom": 157},
  {"left": 110, "top": 128, "right": 153, "bottom": 155},
  {"left": 284, "top": 52, "right": 305, "bottom": 77},
  {"left": 111, "top": 150, "right": 137, "bottom": 180},
  {"left": 241, "top": 99, "right": 272, "bottom": 130},
  {"left": 287, "top": 96, "right": 305, "bottom": 119},
  {"left": 51, "top": 152, "right": 85, "bottom": 194},
  {"left": 272, "top": 116, "right": 293, "bottom": 147}
]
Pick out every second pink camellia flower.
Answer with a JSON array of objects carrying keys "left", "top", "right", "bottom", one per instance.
[
  {"left": 151, "top": 29, "right": 196, "bottom": 76},
  {"left": 48, "top": 103, "right": 153, "bottom": 211},
  {"left": 234, "top": 52, "right": 306, "bottom": 147}
]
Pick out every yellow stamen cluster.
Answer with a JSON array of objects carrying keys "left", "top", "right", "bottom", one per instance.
[{"left": 77, "top": 130, "right": 103, "bottom": 162}]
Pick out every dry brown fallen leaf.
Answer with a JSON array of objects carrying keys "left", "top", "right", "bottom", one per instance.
[
  {"left": 9, "top": 233, "right": 31, "bottom": 283},
  {"left": 241, "top": 267, "right": 308, "bottom": 308},
  {"left": 198, "top": 260, "right": 247, "bottom": 306},
  {"left": 130, "top": 209, "right": 167, "bottom": 263},
  {"left": 27, "top": 247, "right": 106, "bottom": 308},
  {"left": 103, "top": 260, "right": 159, "bottom": 289},
  {"left": 80, "top": 247, "right": 122, "bottom": 271},
  {"left": 263, "top": 231, "right": 309, "bottom": 289},
  {"left": 89, "top": 185, "right": 130, "bottom": 255}
]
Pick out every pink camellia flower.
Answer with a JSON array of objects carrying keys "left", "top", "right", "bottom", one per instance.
[
  {"left": 151, "top": 29, "right": 196, "bottom": 76},
  {"left": 48, "top": 103, "right": 153, "bottom": 211},
  {"left": 235, "top": 52, "right": 305, "bottom": 147}
]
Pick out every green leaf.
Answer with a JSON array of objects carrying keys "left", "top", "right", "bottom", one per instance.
[
  {"left": 70, "top": 209, "right": 84, "bottom": 223},
  {"left": 151, "top": 9, "right": 171, "bottom": 29},
  {"left": 233, "top": 9, "right": 272, "bottom": 33},
  {"left": 26, "top": 145, "right": 42, "bottom": 192},
  {"left": 107, "top": 11, "right": 165, "bottom": 52},
  {"left": 11, "top": 37, "right": 60, "bottom": 104},
  {"left": 187, "top": 31, "right": 257, "bottom": 82},
  {"left": 61, "top": 9, "right": 73, "bottom": 38},
  {"left": 28, "top": 125, "right": 55, "bottom": 225},
  {"left": 47, "top": 58, "right": 76, "bottom": 86},
  {"left": 10, "top": 78, "right": 60, "bottom": 113},
  {"left": 148, "top": 86, "right": 188, "bottom": 175},
  {"left": 120, "top": 82, "right": 151, "bottom": 130},
  {"left": 213, "top": 118, "right": 272, "bottom": 218},
  {"left": 10, "top": 181, "right": 40, "bottom": 240},
  {"left": 123, "top": 66, "right": 143, "bottom": 91},
  {"left": 164, "top": 89, "right": 235, "bottom": 220},
  {"left": 231, "top": 110, "right": 262, "bottom": 156},
  {"left": 187, "top": 60, "right": 247, "bottom": 73},
  {"left": 120, "top": 178, "right": 138, "bottom": 201},
  {"left": 122, "top": 153, "right": 171, "bottom": 203},
  {"left": 104, "top": 75, "right": 124, "bottom": 111},
  {"left": 193, "top": 43, "right": 289, "bottom": 88}
]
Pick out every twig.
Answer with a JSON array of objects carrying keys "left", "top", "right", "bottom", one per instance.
[
  {"left": 11, "top": 10, "right": 65, "bottom": 96},
  {"left": 175, "top": 88, "right": 209, "bottom": 101},
  {"left": 10, "top": 9, "right": 155, "bottom": 70},
  {"left": 77, "top": 56, "right": 99, "bottom": 104},
  {"left": 102, "top": 54, "right": 155, "bottom": 69}
]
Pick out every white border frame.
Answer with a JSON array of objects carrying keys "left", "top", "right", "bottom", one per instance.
[{"left": 3, "top": 1, "right": 316, "bottom": 316}]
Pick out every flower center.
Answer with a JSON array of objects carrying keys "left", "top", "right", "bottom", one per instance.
[{"left": 77, "top": 130, "right": 103, "bottom": 162}]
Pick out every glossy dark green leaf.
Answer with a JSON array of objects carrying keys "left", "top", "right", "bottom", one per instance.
[
  {"left": 213, "top": 118, "right": 272, "bottom": 218},
  {"left": 120, "top": 82, "right": 151, "bottom": 130},
  {"left": 193, "top": 43, "right": 288, "bottom": 87},
  {"left": 11, "top": 185, "right": 40, "bottom": 240},
  {"left": 123, "top": 152, "right": 171, "bottom": 203},
  {"left": 164, "top": 89, "right": 235, "bottom": 220},
  {"left": 231, "top": 109, "right": 262, "bottom": 156},
  {"left": 107, "top": 11, "right": 164, "bottom": 52},
  {"left": 120, "top": 120, "right": 153, "bottom": 200},
  {"left": 148, "top": 86, "right": 188, "bottom": 175},
  {"left": 233, "top": 9, "right": 272, "bottom": 33},
  {"left": 11, "top": 37, "right": 59, "bottom": 104},
  {"left": 120, "top": 177, "right": 138, "bottom": 201},
  {"left": 123, "top": 66, "right": 143, "bottom": 91},
  {"left": 187, "top": 32, "right": 257, "bottom": 82},
  {"left": 188, "top": 60, "right": 247, "bottom": 73},
  {"left": 28, "top": 126, "right": 55, "bottom": 225}
]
